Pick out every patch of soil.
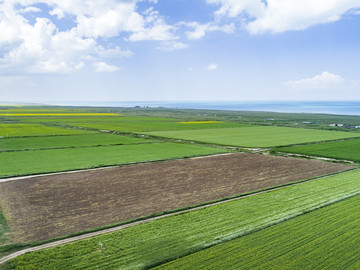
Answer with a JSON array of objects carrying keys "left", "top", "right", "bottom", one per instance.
[{"left": 0, "top": 153, "right": 351, "bottom": 243}]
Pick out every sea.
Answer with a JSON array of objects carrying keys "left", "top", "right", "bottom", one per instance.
[{"left": 54, "top": 101, "right": 360, "bottom": 116}]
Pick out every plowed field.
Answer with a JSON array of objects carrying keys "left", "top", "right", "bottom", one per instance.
[{"left": 0, "top": 153, "right": 350, "bottom": 243}]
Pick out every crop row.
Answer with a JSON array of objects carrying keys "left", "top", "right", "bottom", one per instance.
[
  {"left": 6, "top": 170, "right": 360, "bottom": 269},
  {"left": 157, "top": 190, "right": 360, "bottom": 269}
]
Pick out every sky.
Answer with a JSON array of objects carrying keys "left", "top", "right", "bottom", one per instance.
[{"left": 1, "top": 0, "right": 360, "bottom": 103}]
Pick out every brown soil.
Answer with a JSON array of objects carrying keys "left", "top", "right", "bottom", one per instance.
[{"left": 0, "top": 153, "right": 351, "bottom": 243}]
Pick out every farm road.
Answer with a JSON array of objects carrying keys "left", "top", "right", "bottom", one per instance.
[{"left": 0, "top": 168, "right": 353, "bottom": 265}]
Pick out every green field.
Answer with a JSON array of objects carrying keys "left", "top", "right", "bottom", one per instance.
[
  {"left": 6, "top": 170, "right": 360, "bottom": 269},
  {"left": 66, "top": 120, "right": 242, "bottom": 132},
  {"left": 146, "top": 126, "right": 360, "bottom": 147},
  {"left": 11, "top": 116, "right": 170, "bottom": 123},
  {"left": 0, "top": 143, "right": 225, "bottom": 178},
  {"left": 277, "top": 138, "right": 360, "bottom": 162},
  {"left": 0, "top": 124, "right": 91, "bottom": 137},
  {"left": 0, "top": 134, "right": 155, "bottom": 151},
  {"left": 6, "top": 114, "right": 243, "bottom": 132},
  {"left": 157, "top": 192, "right": 360, "bottom": 270}
]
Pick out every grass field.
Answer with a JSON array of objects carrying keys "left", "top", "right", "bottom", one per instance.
[
  {"left": 6, "top": 170, "right": 360, "bottom": 269},
  {"left": 67, "top": 120, "right": 242, "bottom": 132},
  {"left": 0, "top": 143, "right": 225, "bottom": 178},
  {"left": 9, "top": 116, "right": 171, "bottom": 123},
  {"left": 156, "top": 192, "right": 360, "bottom": 270},
  {"left": 0, "top": 124, "right": 91, "bottom": 137},
  {"left": 277, "top": 138, "right": 360, "bottom": 162},
  {"left": 7, "top": 115, "right": 244, "bottom": 132},
  {"left": 0, "top": 153, "right": 349, "bottom": 243},
  {"left": 146, "top": 126, "right": 360, "bottom": 147},
  {"left": 0, "top": 134, "right": 156, "bottom": 151}
]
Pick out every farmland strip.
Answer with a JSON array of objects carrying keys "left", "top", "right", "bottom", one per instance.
[
  {"left": 4, "top": 169, "right": 360, "bottom": 269},
  {"left": 155, "top": 192, "right": 360, "bottom": 269},
  {"left": 0, "top": 153, "right": 349, "bottom": 243}
]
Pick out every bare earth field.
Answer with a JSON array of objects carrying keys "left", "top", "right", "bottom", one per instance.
[{"left": 0, "top": 153, "right": 351, "bottom": 243}]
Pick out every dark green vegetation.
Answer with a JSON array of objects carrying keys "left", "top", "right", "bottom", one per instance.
[
  {"left": 146, "top": 126, "right": 360, "bottom": 147},
  {"left": 6, "top": 170, "right": 360, "bottom": 269},
  {"left": 277, "top": 138, "right": 360, "bottom": 162},
  {"left": 0, "top": 134, "right": 156, "bottom": 151},
  {"left": 0, "top": 143, "right": 225, "bottom": 178},
  {"left": 157, "top": 192, "right": 360, "bottom": 270}
]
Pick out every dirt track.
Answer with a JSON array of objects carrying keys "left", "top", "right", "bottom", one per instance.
[{"left": 0, "top": 153, "right": 350, "bottom": 243}]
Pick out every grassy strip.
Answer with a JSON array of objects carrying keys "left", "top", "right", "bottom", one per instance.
[
  {"left": 0, "top": 123, "right": 92, "bottom": 137},
  {"left": 0, "top": 206, "right": 10, "bottom": 247},
  {"left": 145, "top": 126, "right": 360, "bottom": 147},
  {"left": 5, "top": 170, "right": 360, "bottom": 269},
  {"left": 277, "top": 138, "right": 360, "bottom": 162},
  {"left": 0, "top": 134, "right": 156, "bottom": 151},
  {"left": 156, "top": 192, "right": 360, "bottom": 270},
  {"left": 0, "top": 143, "right": 226, "bottom": 178}
]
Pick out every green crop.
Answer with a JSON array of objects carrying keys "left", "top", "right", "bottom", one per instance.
[
  {"left": 0, "top": 143, "right": 225, "bottom": 178},
  {"left": 0, "top": 124, "right": 91, "bottom": 138},
  {"left": 7, "top": 170, "right": 360, "bottom": 269},
  {"left": 277, "top": 138, "right": 360, "bottom": 162},
  {"left": 146, "top": 126, "right": 360, "bottom": 147},
  {"left": 157, "top": 191, "right": 360, "bottom": 269},
  {"left": 0, "top": 134, "right": 156, "bottom": 151}
]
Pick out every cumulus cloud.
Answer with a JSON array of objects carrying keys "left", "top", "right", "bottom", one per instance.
[
  {"left": 206, "top": 0, "right": 360, "bottom": 34},
  {"left": 285, "top": 71, "right": 345, "bottom": 89},
  {"left": 156, "top": 41, "right": 189, "bottom": 52},
  {"left": 207, "top": 64, "right": 218, "bottom": 71},
  {"left": 93, "top": 62, "right": 119, "bottom": 72},
  {"left": 0, "top": 0, "right": 175, "bottom": 74},
  {"left": 127, "top": 7, "right": 177, "bottom": 41},
  {"left": 182, "top": 22, "right": 235, "bottom": 40}
]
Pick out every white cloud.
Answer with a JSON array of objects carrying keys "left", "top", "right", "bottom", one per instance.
[
  {"left": 207, "top": 0, "right": 266, "bottom": 19},
  {"left": 127, "top": 8, "right": 177, "bottom": 41},
  {"left": 206, "top": 0, "right": 360, "bottom": 34},
  {"left": 182, "top": 22, "right": 235, "bottom": 40},
  {"left": 285, "top": 71, "right": 345, "bottom": 89},
  {"left": 207, "top": 64, "right": 218, "bottom": 71},
  {"left": 0, "top": 0, "right": 175, "bottom": 74},
  {"left": 156, "top": 41, "right": 189, "bottom": 52},
  {"left": 93, "top": 62, "right": 119, "bottom": 72}
]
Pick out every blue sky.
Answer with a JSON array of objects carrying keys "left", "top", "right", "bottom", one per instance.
[{"left": 1, "top": 0, "right": 360, "bottom": 103}]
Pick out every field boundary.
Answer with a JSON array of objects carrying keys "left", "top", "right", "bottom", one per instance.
[
  {"left": 0, "top": 153, "right": 233, "bottom": 182},
  {"left": 273, "top": 151, "right": 357, "bottom": 165},
  {"left": 0, "top": 168, "right": 355, "bottom": 265}
]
